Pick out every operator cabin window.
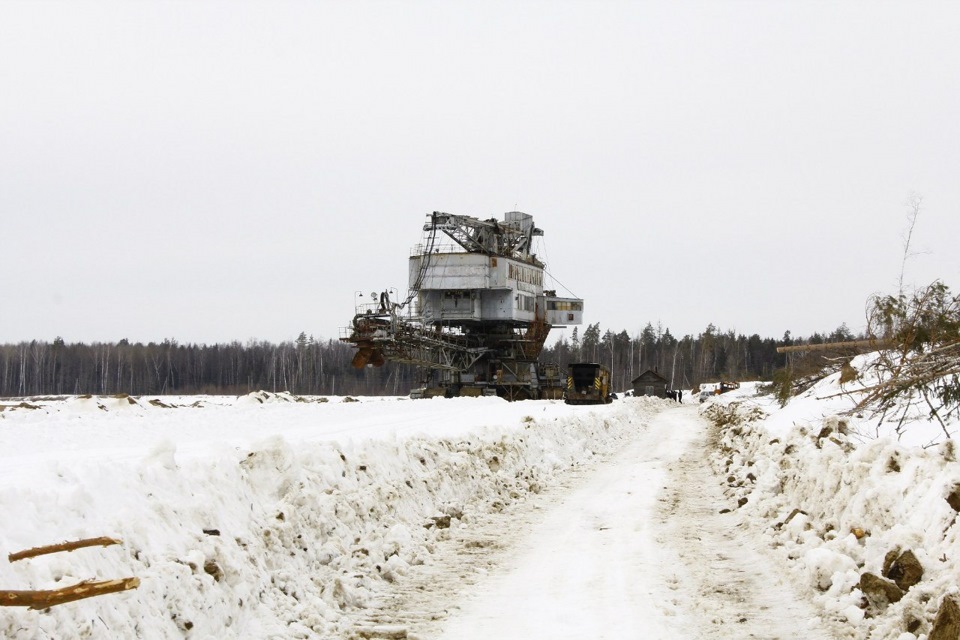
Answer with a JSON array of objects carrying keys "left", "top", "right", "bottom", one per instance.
[
  {"left": 547, "top": 300, "right": 583, "bottom": 311},
  {"left": 516, "top": 295, "right": 535, "bottom": 312}
]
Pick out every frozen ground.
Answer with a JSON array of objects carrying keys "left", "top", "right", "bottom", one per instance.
[{"left": 1, "top": 368, "right": 958, "bottom": 639}]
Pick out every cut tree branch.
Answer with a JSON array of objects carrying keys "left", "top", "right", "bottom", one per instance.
[
  {"left": 8, "top": 537, "right": 122, "bottom": 563},
  {"left": 0, "top": 577, "right": 140, "bottom": 610}
]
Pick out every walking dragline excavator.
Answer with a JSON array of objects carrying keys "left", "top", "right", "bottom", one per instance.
[{"left": 341, "top": 211, "right": 584, "bottom": 400}]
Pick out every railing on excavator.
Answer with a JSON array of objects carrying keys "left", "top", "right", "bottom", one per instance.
[{"left": 341, "top": 305, "right": 490, "bottom": 372}]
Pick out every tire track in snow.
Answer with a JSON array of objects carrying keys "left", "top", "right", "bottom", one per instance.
[
  {"left": 349, "top": 404, "right": 841, "bottom": 639},
  {"left": 346, "top": 456, "right": 607, "bottom": 638},
  {"left": 351, "top": 402, "right": 692, "bottom": 639},
  {"left": 654, "top": 406, "right": 840, "bottom": 639}
]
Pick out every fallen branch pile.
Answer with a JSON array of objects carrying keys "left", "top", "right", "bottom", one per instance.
[{"left": 856, "top": 282, "right": 960, "bottom": 437}]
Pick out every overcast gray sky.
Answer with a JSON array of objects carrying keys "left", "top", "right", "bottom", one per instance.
[{"left": 2, "top": 1, "right": 958, "bottom": 345}]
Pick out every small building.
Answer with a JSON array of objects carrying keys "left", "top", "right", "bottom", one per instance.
[{"left": 632, "top": 369, "right": 668, "bottom": 398}]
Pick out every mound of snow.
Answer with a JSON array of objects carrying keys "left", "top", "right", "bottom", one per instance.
[
  {"left": 703, "top": 379, "right": 960, "bottom": 640},
  {"left": 0, "top": 396, "right": 662, "bottom": 638}
]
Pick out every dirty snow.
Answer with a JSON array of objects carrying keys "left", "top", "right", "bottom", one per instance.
[
  {"left": 701, "top": 354, "right": 960, "bottom": 640},
  {"left": 0, "top": 394, "right": 669, "bottom": 638},
  {"left": 1, "top": 366, "right": 957, "bottom": 639},
  {"left": 436, "top": 405, "right": 836, "bottom": 640}
]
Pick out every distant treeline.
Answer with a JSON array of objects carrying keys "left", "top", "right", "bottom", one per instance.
[
  {"left": 0, "top": 333, "right": 404, "bottom": 398},
  {"left": 0, "top": 323, "right": 859, "bottom": 398},
  {"left": 543, "top": 322, "right": 860, "bottom": 393}
]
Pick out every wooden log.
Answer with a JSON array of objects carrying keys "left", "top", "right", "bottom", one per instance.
[
  {"left": 0, "top": 577, "right": 139, "bottom": 609},
  {"left": 776, "top": 339, "right": 893, "bottom": 354},
  {"left": 8, "top": 537, "right": 122, "bottom": 563}
]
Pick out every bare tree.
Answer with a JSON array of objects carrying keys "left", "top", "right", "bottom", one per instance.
[{"left": 898, "top": 192, "right": 924, "bottom": 296}]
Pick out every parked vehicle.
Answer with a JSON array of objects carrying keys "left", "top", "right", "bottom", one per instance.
[
  {"left": 564, "top": 363, "right": 613, "bottom": 405},
  {"left": 699, "top": 381, "right": 739, "bottom": 402}
]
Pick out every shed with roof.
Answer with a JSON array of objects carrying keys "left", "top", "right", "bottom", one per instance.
[{"left": 632, "top": 369, "right": 669, "bottom": 398}]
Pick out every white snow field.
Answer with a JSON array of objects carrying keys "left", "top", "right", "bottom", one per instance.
[{"left": 1, "top": 370, "right": 957, "bottom": 640}]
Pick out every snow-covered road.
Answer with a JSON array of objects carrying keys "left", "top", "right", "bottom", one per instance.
[
  {"left": 652, "top": 407, "right": 835, "bottom": 639},
  {"left": 433, "top": 406, "right": 695, "bottom": 639},
  {"left": 416, "top": 406, "right": 835, "bottom": 639}
]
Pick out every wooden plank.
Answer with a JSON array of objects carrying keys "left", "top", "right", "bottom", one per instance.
[
  {"left": 0, "top": 577, "right": 139, "bottom": 609},
  {"left": 8, "top": 537, "right": 122, "bottom": 563}
]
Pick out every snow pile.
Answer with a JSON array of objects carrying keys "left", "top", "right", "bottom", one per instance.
[
  {"left": 700, "top": 360, "right": 960, "bottom": 640},
  {"left": 0, "top": 394, "right": 660, "bottom": 638},
  {"left": 236, "top": 391, "right": 334, "bottom": 406}
]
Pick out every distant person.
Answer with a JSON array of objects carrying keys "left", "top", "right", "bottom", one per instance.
[{"left": 678, "top": 390, "right": 683, "bottom": 403}]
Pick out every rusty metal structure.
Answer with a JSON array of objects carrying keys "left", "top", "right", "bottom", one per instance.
[{"left": 341, "top": 211, "right": 583, "bottom": 400}]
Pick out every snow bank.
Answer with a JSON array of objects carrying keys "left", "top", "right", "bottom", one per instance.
[
  {"left": 0, "top": 394, "right": 661, "bottom": 638},
  {"left": 701, "top": 376, "right": 960, "bottom": 640}
]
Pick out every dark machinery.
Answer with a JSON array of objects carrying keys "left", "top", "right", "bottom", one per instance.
[
  {"left": 563, "top": 363, "right": 613, "bottom": 405},
  {"left": 341, "top": 211, "right": 583, "bottom": 400}
]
